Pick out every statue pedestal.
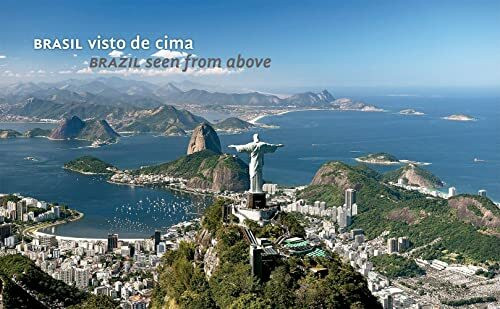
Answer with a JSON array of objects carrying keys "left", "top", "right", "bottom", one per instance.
[{"left": 247, "top": 192, "right": 266, "bottom": 209}]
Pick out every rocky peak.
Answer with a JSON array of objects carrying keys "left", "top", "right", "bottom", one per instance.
[
  {"left": 49, "top": 115, "right": 85, "bottom": 139},
  {"left": 187, "top": 123, "right": 221, "bottom": 155},
  {"left": 319, "top": 89, "right": 335, "bottom": 102}
]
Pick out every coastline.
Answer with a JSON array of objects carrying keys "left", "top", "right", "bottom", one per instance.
[
  {"left": 248, "top": 107, "right": 385, "bottom": 125},
  {"left": 23, "top": 209, "right": 85, "bottom": 239},
  {"left": 248, "top": 108, "right": 327, "bottom": 125},
  {"left": 354, "top": 158, "right": 401, "bottom": 165},
  {"left": 63, "top": 166, "right": 113, "bottom": 176}
]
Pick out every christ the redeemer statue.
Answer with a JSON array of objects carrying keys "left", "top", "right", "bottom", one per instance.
[{"left": 229, "top": 133, "right": 284, "bottom": 193}]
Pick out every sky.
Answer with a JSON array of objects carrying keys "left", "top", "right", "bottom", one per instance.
[{"left": 0, "top": 0, "right": 499, "bottom": 90}]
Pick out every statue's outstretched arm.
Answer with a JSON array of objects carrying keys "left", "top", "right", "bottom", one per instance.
[
  {"left": 228, "top": 143, "right": 253, "bottom": 153},
  {"left": 262, "top": 143, "right": 284, "bottom": 153}
]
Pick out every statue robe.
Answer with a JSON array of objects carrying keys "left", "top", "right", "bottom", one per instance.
[{"left": 233, "top": 141, "right": 281, "bottom": 193}]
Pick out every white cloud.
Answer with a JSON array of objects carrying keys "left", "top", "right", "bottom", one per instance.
[
  {"left": 0, "top": 55, "right": 6, "bottom": 59},
  {"left": 58, "top": 70, "right": 73, "bottom": 74},
  {"left": 108, "top": 50, "right": 124, "bottom": 57},
  {"left": 192, "top": 67, "right": 243, "bottom": 76},
  {"left": 151, "top": 50, "right": 194, "bottom": 58},
  {"left": 138, "top": 58, "right": 147, "bottom": 65},
  {"left": 37, "top": 70, "right": 46, "bottom": 74},
  {"left": 73, "top": 53, "right": 78, "bottom": 57},
  {"left": 90, "top": 66, "right": 242, "bottom": 77},
  {"left": 83, "top": 60, "right": 89, "bottom": 65},
  {"left": 2, "top": 70, "right": 16, "bottom": 77},
  {"left": 76, "top": 67, "right": 93, "bottom": 74}
]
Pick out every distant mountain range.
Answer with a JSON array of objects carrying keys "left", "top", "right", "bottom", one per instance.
[
  {"left": 0, "top": 77, "right": 382, "bottom": 133},
  {"left": 0, "top": 76, "right": 376, "bottom": 109},
  {"left": 114, "top": 105, "right": 207, "bottom": 132}
]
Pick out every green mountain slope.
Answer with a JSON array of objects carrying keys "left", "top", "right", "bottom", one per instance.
[
  {"left": 151, "top": 200, "right": 381, "bottom": 308},
  {"left": 383, "top": 163, "right": 443, "bottom": 189},
  {"left": 299, "top": 160, "right": 500, "bottom": 263},
  {"left": 134, "top": 150, "right": 249, "bottom": 192}
]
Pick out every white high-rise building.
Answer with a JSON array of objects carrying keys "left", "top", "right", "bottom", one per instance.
[
  {"left": 448, "top": 187, "right": 456, "bottom": 198},
  {"left": 338, "top": 208, "right": 348, "bottom": 228},
  {"left": 351, "top": 203, "right": 358, "bottom": 216},
  {"left": 57, "top": 267, "right": 73, "bottom": 286},
  {"left": 345, "top": 188, "right": 356, "bottom": 208},
  {"left": 478, "top": 189, "right": 487, "bottom": 197},
  {"left": 157, "top": 242, "right": 166, "bottom": 256},
  {"left": 53, "top": 206, "right": 61, "bottom": 218},
  {"left": 74, "top": 267, "right": 90, "bottom": 289}
]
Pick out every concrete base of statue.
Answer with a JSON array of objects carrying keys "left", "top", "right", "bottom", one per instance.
[{"left": 247, "top": 192, "right": 266, "bottom": 209}]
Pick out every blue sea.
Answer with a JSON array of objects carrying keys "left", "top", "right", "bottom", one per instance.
[{"left": 0, "top": 95, "right": 498, "bottom": 238}]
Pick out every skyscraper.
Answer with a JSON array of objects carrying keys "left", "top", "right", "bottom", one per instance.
[
  {"left": 107, "top": 233, "right": 118, "bottom": 253},
  {"left": 345, "top": 189, "right": 356, "bottom": 208}
]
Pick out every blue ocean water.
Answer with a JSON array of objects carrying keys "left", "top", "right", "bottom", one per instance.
[{"left": 0, "top": 95, "right": 498, "bottom": 237}]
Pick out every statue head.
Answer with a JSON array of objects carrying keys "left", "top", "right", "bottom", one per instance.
[{"left": 253, "top": 133, "right": 260, "bottom": 143}]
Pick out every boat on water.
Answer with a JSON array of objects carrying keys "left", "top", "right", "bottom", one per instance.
[{"left": 473, "top": 158, "right": 486, "bottom": 162}]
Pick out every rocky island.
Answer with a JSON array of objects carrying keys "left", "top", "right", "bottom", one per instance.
[
  {"left": 331, "top": 98, "right": 384, "bottom": 112},
  {"left": 0, "top": 129, "right": 22, "bottom": 139},
  {"left": 64, "top": 156, "right": 116, "bottom": 175},
  {"left": 443, "top": 114, "right": 476, "bottom": 122},
  {"left": 399, "top": 109, "right": 425, "bottom": 116},
  {"left": 356, "top": 152, "right": 401, "bottom": 165}
]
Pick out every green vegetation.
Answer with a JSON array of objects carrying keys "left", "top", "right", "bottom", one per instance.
[
  {"left": 152, "top": 200, "right": 381, "bottom": 309},
  {"left": 64, "top": 156, "right": 115, "bottom": 174},
  {"left": 383, "top": 163, "right": 443, "bottom": 188},
  {"left": 0, "top": 255, "right": 116, "bottom": 308},
  {"left": 0, "top": 273, "right": 42, "bottom": 308},
  {"left": 136, "top": 150, "right": 220, "bottom": 177},
  {"left": 356, "top": 152, "right": 399, "bottom": 163},
  {"left": 134, "top": 150, "right": 249, "bottom": 192},
  {"left": 299, "top": 160, "right": 500, "bottom": 263},
  {"left": 371, "top": 254, "right": 425, "bottom": 278},
  {"left": 23, "top": 128, "right": 52, "bottom": 138}
]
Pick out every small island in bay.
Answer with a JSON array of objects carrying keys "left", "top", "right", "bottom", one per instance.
[
  {"left": 64, "top": 156, "right": 116, "bottom": 175},
  {"left": 442, "top": 114, "right": 476, "bottom": 122},
  {"left": 355, "top": 152, "right": 401, "bottom": 165},
  {"left": 399, "top": 109, "right": 425, "bottom": 116},
  {"left": 0, "top": 129, "right": 23, "bottom": 139}
]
